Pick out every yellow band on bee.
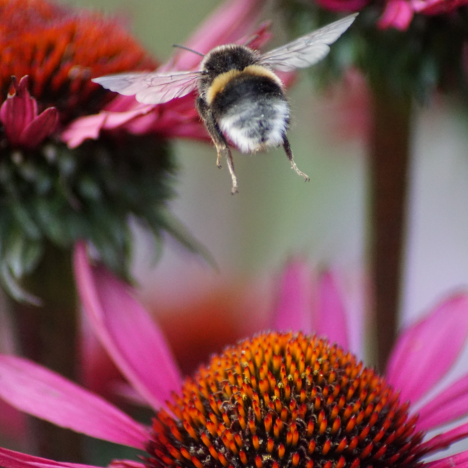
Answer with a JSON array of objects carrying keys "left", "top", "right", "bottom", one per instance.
[{"left": 206, "top": 65, "right": 283, "bottom": 105}]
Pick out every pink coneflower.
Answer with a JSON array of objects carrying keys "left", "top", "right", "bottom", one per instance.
[
  {"left": 0, "top": 0, "right": 271, "bottom": 303},
  {"left": 62, "top": 0, "right": 270, "bottom": 148},
  {"left": 1, "top": 247, "right": 468, "bottom": 468}
]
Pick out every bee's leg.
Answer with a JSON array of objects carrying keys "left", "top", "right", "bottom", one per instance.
[
  {"left": 283, "top": 136, "right": 310, "bottom": 182},
  {"left": 224, "top": 148, "right": 238, "bottom": 194},
  {"left": 196, "top": 97, "right": 239, "bottom": 193}
]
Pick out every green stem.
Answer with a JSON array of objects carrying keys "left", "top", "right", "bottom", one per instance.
[
  {"left": 7, "top": 244, "right": 83, "bottom": 462},
  {"left": 368, "top": 91, "right": 412, "bottom": 372}
]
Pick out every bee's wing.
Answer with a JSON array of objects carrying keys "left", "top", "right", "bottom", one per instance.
[
  {"left": 92, "top": 70, "right": 202, "bottom": 104},
  {"left": 258, "top": 13, "right": 357, "bottom": 72}
]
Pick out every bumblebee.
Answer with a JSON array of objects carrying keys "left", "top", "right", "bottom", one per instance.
[{"left": 93, "top": 14, "right": 357, "bottom": 193}]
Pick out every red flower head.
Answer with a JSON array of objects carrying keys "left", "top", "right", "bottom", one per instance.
[{"left": 0, "top": 0, "right": 155, "bottom": 128}]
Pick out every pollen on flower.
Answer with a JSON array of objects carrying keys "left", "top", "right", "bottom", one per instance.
[
  {"left": 0, "top": 0, "right": 156, "bottom": 122},
  {"left": 147, "top": 332, "right": 424, "bottom": 468}
]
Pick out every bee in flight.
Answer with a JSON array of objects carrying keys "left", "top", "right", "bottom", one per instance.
[{"left": 93, "top": 14, "right": 357, "bottom": 194}]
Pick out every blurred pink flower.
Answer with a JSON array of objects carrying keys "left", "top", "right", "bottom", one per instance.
[
  {"left": 378, "top": 0, "right": 468, "bottom": 29},
  {"left": 314, "top": 68, "right": 371, "bottom": 142},
  {"left": 62, "top": 0, "right": 273, "bottom": 148},
  {"left": 0, "top": 246, "right": 467, "bottom": 468},
  {"left": 0, "top": 76, "right": 58, "bottom": 150},
  {"left": 314, "top": 0, "right": 370, "bottom": 12}
]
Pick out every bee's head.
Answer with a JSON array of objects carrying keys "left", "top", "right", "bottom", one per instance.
[{"left": 201, "top": 45, "right": 259, "bottom": 77}]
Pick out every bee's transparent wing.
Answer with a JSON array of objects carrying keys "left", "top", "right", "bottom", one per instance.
[
  {"left": 258, "top": 13, "right": 357, "bottom": 72},
  {"left": 92, "top": 70, "right": 202, "bottom": 104}
]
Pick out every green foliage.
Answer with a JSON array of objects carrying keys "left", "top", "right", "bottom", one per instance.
[{"left": 0, "top": 134, "right": 177, "bottom": 302}]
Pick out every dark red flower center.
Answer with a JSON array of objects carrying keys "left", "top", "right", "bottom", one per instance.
[
  {"left": 0, "top": 0, "right": 157, "bottom": 122},
  {"left": 147, "top": 332, "right": 424, "bottom": 468}
]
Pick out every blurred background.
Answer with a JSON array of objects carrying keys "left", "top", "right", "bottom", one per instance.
[
  {"left": 2, "top": 0, "right": 468, "bottom": 461},
  {"left": 59, "top": 0, "right": 468, "bottom": 348}
]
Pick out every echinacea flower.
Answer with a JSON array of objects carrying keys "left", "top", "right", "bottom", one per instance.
[
  {"left": 0, "top": 0, "right": 269, "bottom": 303},
  {"left": 1, "top": 247, "right": 468, "bottom": 468},
  {"left": 62, "top": 0, "right": 277, "bottom": 148},
  {"left": 0, "top": 0, "right": 169, "bottom": 301}
]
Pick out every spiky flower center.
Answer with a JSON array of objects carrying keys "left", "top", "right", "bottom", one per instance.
[
  {"left": 0, "top": 0, "right": 156, "bottom": 122},
  {"left": 147, "top": 332, "right": 423, "bottom": 468}
]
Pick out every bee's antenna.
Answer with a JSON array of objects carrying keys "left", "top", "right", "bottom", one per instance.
[
  {"left": 243, "top": 34, "right": 259, "bottom": 47},
  {"left": 172, "top": 44, "right": 205, "bottom": 57}
]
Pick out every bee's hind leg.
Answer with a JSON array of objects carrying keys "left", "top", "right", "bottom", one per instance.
[
  {"left": 283, "top": 136, "right": 310, "bottom": 182},
  {"left": 222, "top": 146, "right": 238, "bottom": 194},
  {"left": 196, "top": 96, "right": 239, "bottom": 193}
]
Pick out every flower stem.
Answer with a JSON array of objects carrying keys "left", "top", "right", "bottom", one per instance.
[
  {"left": 7, "top": 244, "right": 83, "bottom": 462},
  {"left": 368, "top": 90, "right": 412, "bottom": 372}
]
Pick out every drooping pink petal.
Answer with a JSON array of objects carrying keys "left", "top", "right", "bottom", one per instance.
[
  {"left": 314, "top": 0, "right": 370, "bottom": 12},
  {"left": 417, "top": 372, "right": 468, "bottom": 431},
  {"left": 425, "top": 450, "right": 468, "bottom": 468},
  {"left": 0, "top": 447, "right": 98, "bottom": 468},
  {"left": 272, "top": 260, "right": 315, "bottom": 334},
  {"left": 62, "top": 105, "right": 153, "bottom": 148},
  {"left": 386, "top": 294, "right": 468, "bottom": 405},
  {"left": 20, "top": 107, "right": 58, "bottom": 148},
  {"left": 377, "top": 0, "right": 414, "bottom": 30},
  {"left": 171, "top": 0, "right": 265, "bottom": 71},
  {"left": 0, "top": 355, "right": 148, "bottom": 449},
  {"left": 73, "top": 242, "right": 182, "bottom": 410},
  {"left": 316, "top": 271, "right": 349, "bottom": 350},
  {"left": 110, "top": 461, "right": 146, "bottom": 468},
  {"left": 420, "top": 421, "right": 468, "bottom": 455},
  {"left": 0, "top": 76, "right": 38, "bottom": 146}
]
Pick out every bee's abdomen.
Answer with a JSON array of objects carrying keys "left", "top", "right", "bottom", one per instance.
[{"left": 212, "top": 73, "right": 289, "bottom": 154}]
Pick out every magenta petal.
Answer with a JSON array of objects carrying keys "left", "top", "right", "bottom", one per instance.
[
  {"left": 0, "top": 447, "right": 100, "bottom": 468},
  {"left": 272, "top": 260, "right": 315, "bottom": 334},
  {"left": 61, "top": 113, "right": 108, "bottom": 148},
  {"left": 0, "top": 355, "right": 147, "bottom": 449},
  {"left": 62, "top": 105, "right": 154, "bottom": 148},
  {"left": 386, "top": 294, "right": 468, "bottom": 404},
  {"left": 173, "top": 0, "right": 264, "bottom": 70},
  {"left": 377, "top": 0, "right": 413, "bottom": 30},
  {"left": 420, "top": 421, "right": 468, "bottom": 455},
  {"left": 425, "top": 451, "right": 468, "bottom": 468},
  {"left": 0, "top": 76, "right": 38, "bottom": 145},
  {"left": 417, "top": 372, "right": 468, "bottom": 431},
  {"left": 73, "top": 242, "right": 182, "bottom": 410},
  {"left": 316, "top": 271, "right": 349, "bottom": 350},
  {"left": 20, "top": 107, "right": 58, "bottom": 148}
]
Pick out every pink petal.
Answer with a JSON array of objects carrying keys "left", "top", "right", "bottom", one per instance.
[
  {"left": 62, "top": 105, "right": 153, "bottom": 148},
  {"left": 417, "top": 372, "right": 468, "bottom": 431},
  {"left": 272, "top": 260, "right": 315, "bottom": 334},
  {"left": 420, "top": 421, "right": 468, "bottom": 455},
  {"left": 20, "top": 107, "right": 58, "bottom": 148},
  {"left": 377, "top": 0, "right": 414, "bottom": 30},
  {"left": 314, "top": 0, "right": 370, "bottom": 12},
  {"left": 411, "top": 0, "right": 468, "bottom": 13},
  {"left": 0, "top": 76, "right": 38, "bottom": 145},
  {"left": 110, "top": 462, "right": 146, "bottom": 468},
  {"left": 0, "top": 355, "right": 147, "bottom": 449},
  {"left": 172, "top": 0, "right": 265, "bottom": 71},
  {"left": 61, "top": 114, "right": 108, "bottom": 148},
  {"left": 0, "top": 447, "right": 98, "bottom": 468},
  {"left": 425, "top": 451, "right": 468, "bottom": 468},
  {"left": 73, "top": 242, "right": 182, "bottom": 410},
  {"left": 386, "top": 294, "right": 468, "bottom": 405},
  {"left": 316, "top": 271, "right": 349, "bottom": 349}
]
